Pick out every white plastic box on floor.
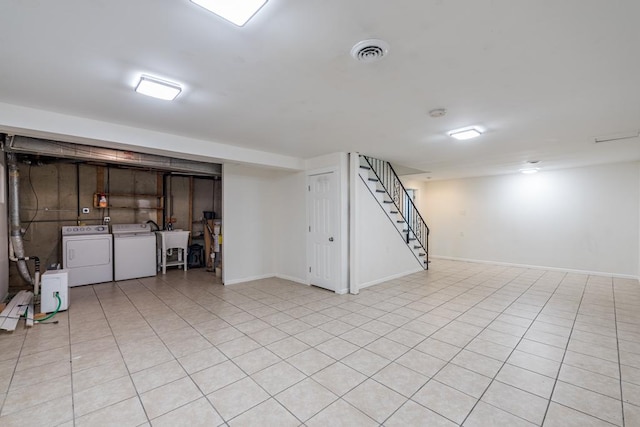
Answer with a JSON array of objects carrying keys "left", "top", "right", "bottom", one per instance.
[{"left": 40, "top": 269, "right": 70, "bottom": 313}]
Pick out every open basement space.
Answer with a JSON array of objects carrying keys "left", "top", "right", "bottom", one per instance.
[{"left": 0, "top": 259, "right": 639, "bottom": 426}]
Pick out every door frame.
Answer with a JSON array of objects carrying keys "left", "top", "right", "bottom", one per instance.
[{"left": 306, "top": 166, "right": 345, "bottom": 293}]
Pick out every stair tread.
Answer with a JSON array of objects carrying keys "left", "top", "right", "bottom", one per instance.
[
  {"left": 359, "top": 165, "right": 371, "bottom": 170},
  {"left": 368, "top": 178, "right": 379, "bottom": 182},
  {"left": 375, "top": 189, "right": 385, "bottom": 193}
]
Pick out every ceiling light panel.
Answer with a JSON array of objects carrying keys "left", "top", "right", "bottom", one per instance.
[
  {"left": 135, "top": 76, "right": 182, "bottom": 101},
  {"left": 520, "top": 168, "right": 539, "bottom": 174},
  {"left": 191, "top": 0, "right": 268, "bottom": 26},
  {"left": 448, "top": 127, "right": 482, "bottom": 140}
]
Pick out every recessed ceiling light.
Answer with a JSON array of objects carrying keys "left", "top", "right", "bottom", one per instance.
[
  {"left": 520, "top": 168, "right": 539, "bottom": 174},
  {"left": 448, "top": 127, "right": 482, "bottom": 140},
  {"left": 428, "top": 108, "right": 447, "bottom": 118},
  {"left": 135, "top": 76, "right": 182, "bottom": 101},
  {"left": 191, "top": 0, "right": 268, "bottom": 26}
]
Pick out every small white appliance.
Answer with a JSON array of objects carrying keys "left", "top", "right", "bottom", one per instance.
[
  {"left": 40, "top": 269, "right": 70, "bottom": 313},
  {"left": 112, "top": 223, "right": 157, "bottom": 281},
  {"left": 62, "top": 225, "right": 113, "bottom": 287}
]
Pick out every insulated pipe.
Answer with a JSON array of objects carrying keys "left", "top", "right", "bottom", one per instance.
[{"left": 7, "top": 153, "right": 34, "bottom": 285}]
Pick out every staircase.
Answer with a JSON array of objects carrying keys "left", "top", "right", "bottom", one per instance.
[{"left": 358, "top": 155, "right": 430, "bottom": 270}]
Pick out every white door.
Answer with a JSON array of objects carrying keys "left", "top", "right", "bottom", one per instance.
[{"left": 308, "top": 172, "right": 338, "bottom": 291}]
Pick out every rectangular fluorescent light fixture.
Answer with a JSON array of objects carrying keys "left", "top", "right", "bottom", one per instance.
[
  {"left": 191, "top": 0, "right": 268, "bottom": 26},
  {"left": 520, "top": 168, "right": 539, "bottom": 174},
  {"left": 135, "top": 76, "right": 182, "bottom": 101},
  {"left": 448, "top": 127, "right": 482, "bottom": 140}
]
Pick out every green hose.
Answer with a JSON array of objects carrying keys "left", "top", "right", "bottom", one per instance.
[{"left": 36, "top": 293, "right": 62, "bottom": 322}]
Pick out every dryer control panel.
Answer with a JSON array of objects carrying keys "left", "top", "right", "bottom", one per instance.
[{"left": 61, "top": 225, "right": 109, "bottom": 235}]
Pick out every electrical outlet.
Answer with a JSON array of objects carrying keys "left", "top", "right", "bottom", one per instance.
[
  {"left": 103, "top": 216, "right": 111, "bottom": 223},
  {"left": 82, "top": 207, "right": 90, "bottom": 214}
]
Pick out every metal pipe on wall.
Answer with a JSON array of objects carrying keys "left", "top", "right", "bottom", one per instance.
[{"left": 7, "top": 153, "right": 34, "bottom": 285}]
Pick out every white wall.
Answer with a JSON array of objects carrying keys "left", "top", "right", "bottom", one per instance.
[
  {"left": 404, "top": 162, "right": 640, "bottom": 278},
  {"left": 273, "top": 170, "right": 307, "bottom": 284},
  {"left": 356, "top": 178, "right": 423, "bottom": 288},
  {"left": 0, "top": 155, "right": 8, "bottom": 300},
  {"left": 222, "top": 164, "right": 278, "bottom": 285}
]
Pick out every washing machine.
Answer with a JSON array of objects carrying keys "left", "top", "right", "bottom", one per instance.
[
  {"left": 62, "top": 225, "right": 113, "bottom": 287},
  {"left": 112, "top": 223, "right": 157, "bottom": 281}
]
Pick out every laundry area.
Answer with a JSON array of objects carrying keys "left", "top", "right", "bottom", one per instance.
[{"left": 1, "top": 136, "right": 223, "bottom": 328}]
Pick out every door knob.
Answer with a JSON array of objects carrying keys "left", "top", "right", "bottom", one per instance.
[{"left": 328, "top": 237, "right": 334, "bottom": 242}]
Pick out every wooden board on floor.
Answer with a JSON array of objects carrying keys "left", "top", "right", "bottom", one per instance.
[{"left": 0, "top": 290, "right": 33, "bottom": 331}]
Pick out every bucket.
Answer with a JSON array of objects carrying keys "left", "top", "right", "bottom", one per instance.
[{"left": 203, "top": 211, "right": 215, "bottom": 220}]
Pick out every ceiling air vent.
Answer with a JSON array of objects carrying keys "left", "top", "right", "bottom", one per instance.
[{"left": 351, "top": 39, "right": 389, "bottom": 63}]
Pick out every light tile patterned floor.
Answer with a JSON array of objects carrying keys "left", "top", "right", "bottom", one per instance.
[{"left": 0, "top": 259, "right": 639, "bottom": 426}]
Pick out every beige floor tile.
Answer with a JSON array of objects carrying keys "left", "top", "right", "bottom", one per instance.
[
  {"left": 507, "top": 350, "right": 561, "bottom": 378},
  {"left": 294, "top": 328, "right": 334, "bottom": 347},
  {"left": 544, "top": 402, "right": 618, "bottom": 427},
  {"left": 229, "top": 398, "right": 299, "bottom": 427},
  {"left": 466, "top": 338, "right": 513, "bottom": 362},
  {"left": 191, "top": 360, "right": 246, "bottom": 394},
  {"left": 286, "top": 348, "right": 335, "bottom": 376},
  {"left": 412, "top": 380, "right": 477, "bottom": 424},
  {"left": 141, "top": 376, "right": 203, "bottom": 420},
  {"left": 496, "top": 363, "right": 556, "bottom": 398},
  {"left": 434, "top": 363, "right": 492, "bottom": 398},
  {"left": 563, "top": 350, "right": 620, "bottom": 379},
  {"left": 73, "top": 359, "right": 129, "bottom": 392},
  {"left": 178, "top": 347, "right": 227, "bottom": 374},
  {"left": 74, "top": 375, "right": 137, "bottom": 417},
  {"left": 312, "top": 362, "right": 367, "bottom": 396},
  {"left": 131, "top": 359, "right": 187, "bottom": 394},
  {"left": 517, "top": 338, "right": 565, "bottom": 362},
  {"left": 216, "top": 336, "right": 262, "bottom": 358},
  {"left": 15, "top": 345, "right": 70, "bottom": 372},
  {"left": 200, "top": 326, "right": 245, "bottom": 345},
  {"left": 306, "top": 399, "right": 376, "bottom": 427},
  {"left": 359, "top": 319, "right": 397, "bottom": 335},
  {"left": 385, "top": 328, "right": 427, "bottom": 347},
  {"left": 275, "top": 378, "right": 338, "bottom": 421},
  {"left": 414, "top": 337, "right": 462, "bottom": 361},
  {"left": 364, "top": 337, "right": 409, "bottom": 360},
  {"left": 623, "top": 380, "right": 640, "bottom": 406},
  {"left": 234, "top": 318, "right": 271, "bottom": 334},
  {"left": 0, "top": 394, "right": 73, "bottom": 427},
  {"left": 341, "top": 348, "right": 390, "bottom": 377},
  {"left": 151, "top": 397, "right": 223, "bottom": 427},
  {"left": 252, "top": 361, "right": 306, "bottom": 395},
  {"left": 75, "top": 396, "right": 147, "bottom": 427},
  {"left": 9, "top": 360, "right": 71, "bottom": 391},
  {"left": 385, "top": 400, "right": 457, "bottom": 427},
  {"left": 316, "top": 337, "right": 359, "bottom": 360},
  {"left": 373, "top": 362, "right": 429, "bottom": 397},
  {"left": 464, "top": 401, "right": 536, "bottom": 427},
  {"left": 232, "top": 347, "right": 281, "bottom": 374},
  {"left": 396, "top": 349, "right": 447, "bottom": 377},
  {"left": 624, "top": 402, "right": 640, "bottom": 427},
  {"left": 482, "top": 380, "right": 548, "bottom": 424},
  {"left": 208, "top": 377, "right": 270, "bottom": 421},
  {"left": 558, "top": 364, "right": 621, "bottom": 399},
  {"left": 452, "top": 349, "right": 504, "bottom": 378},
  {"left": 343, "top": 379, "right": 407, "bottom": 423},
  {"left": 552, "top": 381, "right": 622, "bottom": 425},
  {"left": 246, "top": 326, "right": 289, "bottom": 346},
  {"left": 339, "top": 328, "right": 380, "bottom": 347},
  {"left": 266, "top": 336, "right": 310, "bottom": 359},
  {"left": 2, "top": 374, "right": 71, "bottom": 416},
  {"left": 277, "top": 319, "right": 311, "bottom": 335}
]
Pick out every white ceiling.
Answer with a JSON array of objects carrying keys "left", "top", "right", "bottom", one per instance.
[{"left": 1, "top": 0, "right": 638, "bottom": 180}]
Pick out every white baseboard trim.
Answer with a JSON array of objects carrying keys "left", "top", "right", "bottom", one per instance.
[
  {"left": 275, "top": 274, "right": 308, "bottom": 286},
  {"left": 224, "top": 273, "right": 275, "bottom": 286},
  {"left": 358, "top": 266, "right": 424, "bottom": 289},
  {"left": 430, "top": 255, "right": 640, "bottom": 281}
]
